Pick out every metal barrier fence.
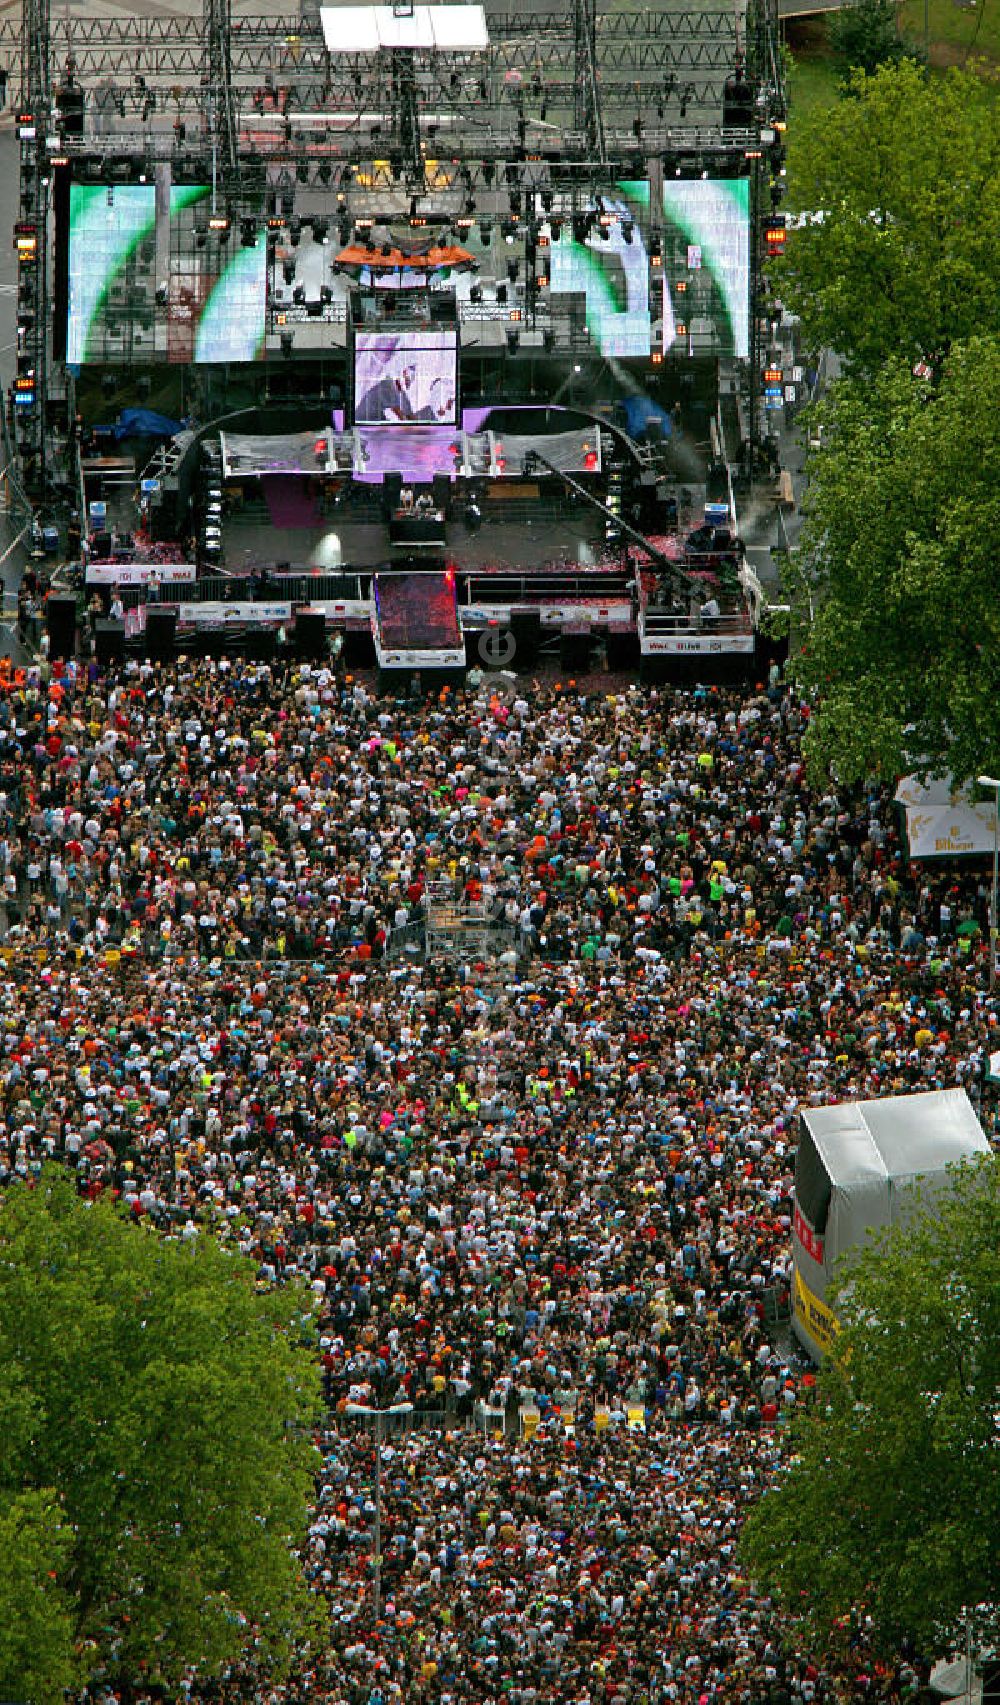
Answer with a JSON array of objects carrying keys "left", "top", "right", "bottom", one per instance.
[
  {"left": 99, "top": 565, "right": 636, "bottom": 617},
  {"left": 641, "top": 606, "right": 752, "bottom": 637},
  {"left": 461, "top": 569, "right": 632, "bottom": 604},
  {"left": 329, "top": 1406, "right": 455, "bottom": 1438},
  {"left": 107, "top": 569, "right": 376, "bottom": 613}
]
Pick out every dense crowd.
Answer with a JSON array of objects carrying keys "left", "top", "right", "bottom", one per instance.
[{"left": 0, "top": 654, "right": 994, "bottom": 1705}]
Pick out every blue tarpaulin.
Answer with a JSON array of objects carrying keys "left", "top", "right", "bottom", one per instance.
[
  {"left": 617, "top": 397, "right": 673, "bottom": 441},
  {"left": 111, "top": 408, "right": 185, "bottom": 441}
]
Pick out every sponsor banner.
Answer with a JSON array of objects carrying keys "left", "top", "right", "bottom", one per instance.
[
  {"left": 459, "top": 601, "right": 632, "bottom": 630},
  {"left": 793, "top": 1202, "right": 824, "bottom": 1264},
  {"left": 905, "top": 806, "right": 995, "bottom": 859},
  {"left": 376, "top": 645, "right": 466, "bottom": 670},
  {"left": 793, "top": 1264, "right": 839, "bottom": 1356},
  {"left": 643, "top": 634, "right": 755, "bottom": 656},
  {"left": 302, "top": 599, "right": 370, "bottom": 622},
  {"left": 895, "top": 772, "right": 997, "bottom": 858},
  {"left": 175, "top": 601, "right": 292, "bottom": 628},
  {"left": 86, "top": 562, "right": 197, "bottom": 586}
]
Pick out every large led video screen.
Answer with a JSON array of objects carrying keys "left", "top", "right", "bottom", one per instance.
[
  {"left": 549, "top": 181, "right": 651, "bottom": 359},
  {"left": 66, "top": 185, "right": 155, "bottom": 365},
  {"left": 353, "top": 330, "right": 458, "bottom": 425},
  {"left": 167, "top": 187, "right": 267, "bottom": 364},
  {"left": 661, "top": 179, "right": 749, "bottom": 359},
  {"left": 66, "top": 183, "right": 267, "bottom": 366}
]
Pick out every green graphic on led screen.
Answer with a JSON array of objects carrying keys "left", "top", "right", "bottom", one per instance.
[
  {"left": 66, "top": 185, "right": 155, "bottom": 365},
  {"left": 549, "top": 181, "right": 651, "bottom": 358},
  {"left": 660, "top": 179, "right": 749, "bottom": 359},
  {"left": 67, "top": 183, "right": 267, "bottom": 365}
]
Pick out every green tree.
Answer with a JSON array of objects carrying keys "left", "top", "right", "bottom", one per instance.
[
  {"left": 0, "top": 1168, "right": 325, "bottom": 1697},
  {"left": 739, "top": 1157, "right": 1000, "bottom": 1659},
  {"left": 779, "top": 62, "right": 1000, "bottom": 373},
  {"left": 829, "top": 0, "right": 921, "bottom": 80},
  {"left": 789, "top": 338, "right": 1000, "bottom": 785},
  {"left": 0, "top": 1490, "right": 82, "bottom": 1703}
]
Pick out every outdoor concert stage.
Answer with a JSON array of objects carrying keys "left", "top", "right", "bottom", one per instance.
[{"left": 86, "top": 406, "right": 773, "bottom": 678}]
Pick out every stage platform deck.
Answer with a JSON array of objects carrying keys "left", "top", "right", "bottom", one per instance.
[{"left": 219, "top": 510, "right": 609, "bottom": 578}]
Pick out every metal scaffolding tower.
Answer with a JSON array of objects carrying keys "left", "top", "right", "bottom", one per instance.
[
  {"left": 15, "top": 0, "right": 51, "bottom": 493},
  {"left": 573, "top": 0, "right": 605, "bottom": 165},
  {"left": 204, "top": 0, "right": 240, "bottom": 208}
]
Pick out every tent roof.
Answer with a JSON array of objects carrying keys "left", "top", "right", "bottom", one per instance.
[
  {"left": 802, "top": 1088, "right": 989, "bottom": 1187},
  {"left": 337, "top": 243, "right": 473, "bottom": 270}
]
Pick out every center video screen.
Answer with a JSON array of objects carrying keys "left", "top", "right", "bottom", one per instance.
[
  {"left": 66, "top": 183, "right": 267, "bottom": 366},
  {"left": 660, "top": 179, "right": 750, "bottom": 359},
  {"left": 353, "top": 330, "right": 458, "bottom": 425},
  {"left": 549, "top": 181, "right": 651, "bottom": 359}
]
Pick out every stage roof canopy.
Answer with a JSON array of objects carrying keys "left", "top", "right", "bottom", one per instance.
[{"left": 320, "top": 5, "right": 489, "bottom": 52}]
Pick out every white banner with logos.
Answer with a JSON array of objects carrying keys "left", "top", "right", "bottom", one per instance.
[
  {"left": 895, "top": 774, "right": 996, "bottom": 858},
  {"left": 86, "top": 562, "right": 197, "bottom": 587},
  {"left": 304, "top": 599, "right": 370, "bottom": 623},
  {"left": 175, "top": 601, "right": 293, "bottom": 629},
  {"left": 643, "top": 634, "right": 755, "bottom": 655}
]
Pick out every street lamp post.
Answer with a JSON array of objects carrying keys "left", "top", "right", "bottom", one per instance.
[
  {"left": 344, "top": 1401, "right": 413, "bottom": 1622},
  {"left": 977, "top": 775, "right": 1000, "bottom": 991}
]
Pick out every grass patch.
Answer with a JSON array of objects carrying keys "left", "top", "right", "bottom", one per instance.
[
  {"left": 787, "top": 51, "right": 842, "bottom": 116},
  {"left": 896, "top": 0, "right": 1000, "bottom": 63}
]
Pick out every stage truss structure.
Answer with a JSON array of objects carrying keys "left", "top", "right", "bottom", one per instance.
[{"left": 8, "top": 0, "right": 785, "bottom": 493}]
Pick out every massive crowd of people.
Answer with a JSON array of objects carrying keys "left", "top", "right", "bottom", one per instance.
[{"left": 0, "top": 652, "right": 994, "bottom": 1705}]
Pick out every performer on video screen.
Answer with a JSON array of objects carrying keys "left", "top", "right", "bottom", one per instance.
[{"left": 357, "top": 362, "right": 417, "bottom": 423}]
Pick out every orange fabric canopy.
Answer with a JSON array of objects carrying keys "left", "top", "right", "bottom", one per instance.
[{"left": 336, "top": 243, "right": 474, "bottom": 270}]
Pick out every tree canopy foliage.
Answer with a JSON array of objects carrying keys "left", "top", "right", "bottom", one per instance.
[
  {"left": 0, "top": 1169, "right": 325, "bottom": 1701},
  {"left": 790, "top": 338, "right": 1000, "bottom": 785},
  {"left": 0, "top": 1490, "right": 82, "bottom": 1703},
  {"left": 739, "top": 1157, "right": 1000, "bottom": 1659},
  {"left": 829, "top": 0, "right": 923, "bottom": 81},
  {"left": 778, "top": 62, "right": 1000, "bottom": 374}
]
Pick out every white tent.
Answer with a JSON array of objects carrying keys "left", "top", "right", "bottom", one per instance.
[
  {"left": 895, "top": 773, "right": 996, "bottom": 859},
  {"left": 791, "top": 1087, "right": 990, "bottom": 1359}
]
